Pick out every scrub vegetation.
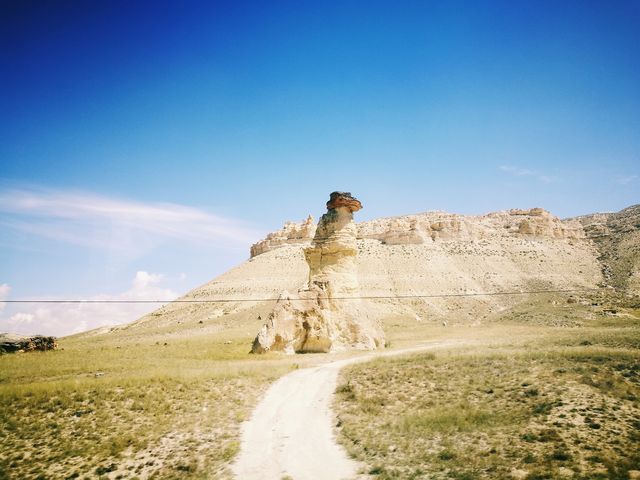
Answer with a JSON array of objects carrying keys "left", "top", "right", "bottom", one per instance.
[
  {"left": 0, "top": 322, "right": 301, "bottom": 480},
  {"left": 336, "top": 296, "right": 640, "bottom": 480},
  {"left": 1, "top": 293, "right": 638, "bottom": 479}
]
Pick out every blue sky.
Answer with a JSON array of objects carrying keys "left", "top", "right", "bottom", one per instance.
[{"left": 1, "top": 0, "right": 638, "bottom": 335}]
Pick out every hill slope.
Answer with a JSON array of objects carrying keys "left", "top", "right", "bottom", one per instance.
[
  {"left": 117, "top": 207, "right": 607, "bottom": 338},
  {"left": 573, "top": 204, "right": 640, "bottom": 293}
]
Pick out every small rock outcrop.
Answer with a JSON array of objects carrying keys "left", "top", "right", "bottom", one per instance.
[
  {"left": 0, "top": 333, "right": 58, "bottom": 353},
  {"left": 379, "top": 218, "right": 425, "bottom": 245},
  {"left": 250, "top": 215, "right": 316, "bottom": 257},
  {"left": 252, "top": 192, "right": 385, "bottom": 353},
  {"left": 510, "top": 208, "right": 576, "bottom": 238}
]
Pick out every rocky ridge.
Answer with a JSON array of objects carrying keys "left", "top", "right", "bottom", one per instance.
[
  {"left": 250, "top": 215, "right": 316, "bottom": 257},
  {"left": 250, "top": 207, "right": 585, "bottom": 257}
]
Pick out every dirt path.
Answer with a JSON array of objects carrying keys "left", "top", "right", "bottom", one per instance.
[{"left": 232, "top": 341, "right": 461, "bottom": 480}]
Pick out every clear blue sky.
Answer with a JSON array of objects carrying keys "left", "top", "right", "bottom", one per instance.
[{"left": 1, "top": 0, "right": 638, "bottom": 335}]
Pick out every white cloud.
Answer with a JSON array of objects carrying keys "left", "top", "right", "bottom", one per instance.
[
  {"left": 132, "top": 271, "right": 164, "bottom": 290},
  {"left": 0, "top": 186, "right": 260, "bottom": 255},
  {"left": 0, "top": 271, "right": 179, "bottom": 337},
  {"left": 8, "top": 312, "right": 34, "bottom": 326},
  {"left": 499, "top": 165, "right": 557, "bottom": 184}
]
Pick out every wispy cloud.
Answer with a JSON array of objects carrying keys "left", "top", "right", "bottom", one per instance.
[
  {"left": 0, "top": 272, "right": 178, "bottom": 336},
  {"left": 499, "top": 165, "right": 557, "bottom": 184},
  {"left": 0, "top": 186, "right": 260, "bottom": 254},
  {"left": 614, "top": 174, "right": 638, "bottom": 185}
]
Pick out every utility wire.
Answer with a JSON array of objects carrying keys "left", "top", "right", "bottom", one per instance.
[{"left": 1, "top": 288, "right": 604, "bottom": 304}]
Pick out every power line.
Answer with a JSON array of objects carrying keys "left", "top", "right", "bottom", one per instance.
[{"left": 1, "top": 288, "right": 604, "bottom": 304}]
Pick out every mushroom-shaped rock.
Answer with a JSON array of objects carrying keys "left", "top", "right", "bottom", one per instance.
[{"left": 251, "top": 192, "right": 385, "bottom": 354}]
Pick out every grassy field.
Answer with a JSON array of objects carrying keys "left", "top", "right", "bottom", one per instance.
[
  {"left": 335, "top": 296, "right": 640, "bottom": 480},
  {"left": 2, "top": 292, "right": 638, "bottom": 479},
  {"left": 0, "top": 316, "right": 308, "bottom": 480}
]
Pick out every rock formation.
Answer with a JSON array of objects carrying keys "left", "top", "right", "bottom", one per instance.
[
  {"left": 128, "top": 204, "right": 609, "bottom": 336},
  {"left": 252, "top": 192, "right": 385, "bottom": 354},
  {"left": 358, "top": 208, "right": 584, "bottom": 245},
  {"left": 249, "top": 208, "right": 585, "bottom": 254},
  {"left": 250, "top": 215, "right": 316, "bottom": 257},
  {"left": 377, "top": 218, "right": 425, "bottom": 245},
  {"left": 0, "top": 333, "right": 58, "bottom": 354}
]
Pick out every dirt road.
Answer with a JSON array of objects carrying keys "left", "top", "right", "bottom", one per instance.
[{"left": 232, "top": 341, "right": 459, "bottom": 480}]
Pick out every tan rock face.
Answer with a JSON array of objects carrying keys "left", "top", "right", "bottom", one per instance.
[
  {"left": 510, "top": 208, "right": 579, "bottom": 239},
  {"left": 250, "top": 205, "right": 582, "bottom": 255},
  {"left": 378, "top": 219, "right": 425, "bottom": 245},
  {"left": 252, "top": 192, "right": 385, "bottom": 354},
  {"left": 304, "top": 206, "right": 359, "bottom": 296},
  {"left": 250, "top": 215, "right": 316, "bottom": 257},
  {"left": 357, "top": 208, "right": 584, "bottom": 244}
]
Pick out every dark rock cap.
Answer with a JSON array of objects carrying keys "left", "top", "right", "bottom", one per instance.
[{"left": 326, "top": 192, "right": 362, "bottom": 212}]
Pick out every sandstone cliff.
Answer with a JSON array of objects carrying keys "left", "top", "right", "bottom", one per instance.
[
  {"left": 358, "top": 207, "right": 584, "bottom": 244},
  {"left": 250, "top": 215, "right": 316, "bottom": 257},
  {"left": 249, "top": 207, "right": 585, "bottom": 254},
  {"left": 252, "top": 192, "right": 385, "bottom": 353}
]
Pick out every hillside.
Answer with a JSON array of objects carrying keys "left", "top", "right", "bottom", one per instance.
[
  {"left": 118, "top": 206, "right": 609, "bottom": 339},
  {"left": 573, "top": 204, "right": 640, "bottom": 293},
  {"left": 4, "top": 205, "right": 638, "bottom": 479}
]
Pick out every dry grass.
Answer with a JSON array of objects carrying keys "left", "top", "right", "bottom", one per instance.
[
  {"left": 335, "top": 299, "right": 640, "bottom": 480},
  {"left": 0, "top": 325, "right": 301, "bottom": 479},
  {"left": 2, "top": 292, "right": 638, "bottom": 479}
]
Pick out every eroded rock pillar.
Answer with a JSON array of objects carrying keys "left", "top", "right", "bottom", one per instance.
[{"left": 251, "top": 192, "right": 385, "bottom": 354}]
